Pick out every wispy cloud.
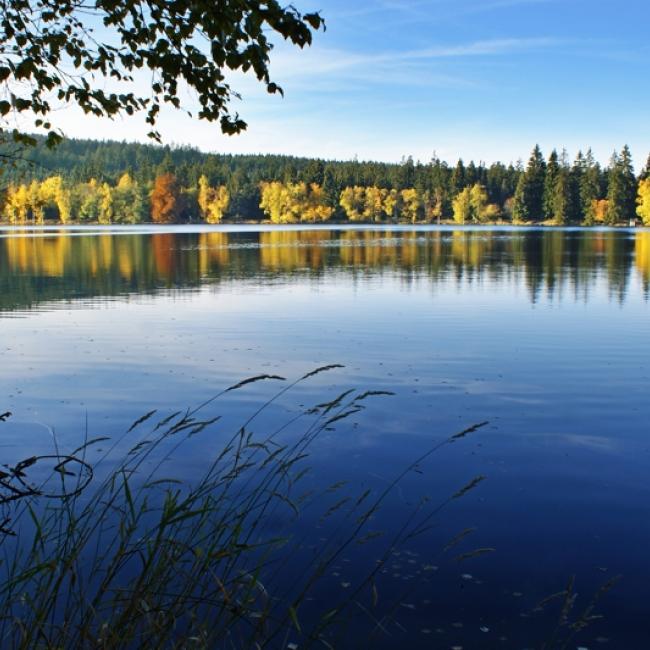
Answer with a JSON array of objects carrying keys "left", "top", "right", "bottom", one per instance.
[
  {"left": 270, "top": 37, "right": 561, "bottom": 80},
  {"left": 464, "top": 0, "right": 561, "bottom": 13},
  {"left": 328, "top": 0, "right": 562, "bottom": 29}
]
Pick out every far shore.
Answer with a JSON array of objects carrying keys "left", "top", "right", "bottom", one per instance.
[{"left": 0, "top": 219, "right": 646, "bottom": 229}]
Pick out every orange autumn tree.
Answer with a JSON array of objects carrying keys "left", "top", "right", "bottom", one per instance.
[{"left": 151, "top": 174, "right": 182, "bottom": 223}]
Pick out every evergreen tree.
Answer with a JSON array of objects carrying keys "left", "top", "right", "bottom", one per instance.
[
  {"left": 450, "top": 159, "right": 465, "bottom": 196},
  {"left": 398, "top": 156, "right": 415, "bottom": 189},
  {"left": 605, "top": 151, "right": 621, "bottom": 225},
  {"left": 569, "top": 151, "right": 585, "bottom": 222},
  {"left": 321, "top": 166, "right": 339, "bottom": 211},
  {"left": 543, "top": 149, "right": 559, "bottom": 220},
  {"left": 302, "top": 159, "right": 324, "bottom": 185},
  {"left": 513, "top": 145, "right": 546, "bottom": 222},
  {"left": 156, "top": 153, "right": 174, "bottom": 176},
  {"left": 512, "top": 175, "right": 527, "bottom": 223},
  {"left": 620, "top": 145, "right": 637, "bottom": 216},
  {"left": 551, "top": 168, "right": 571, "bottom": 225},
  {"left": 580, "top": 149, "right": 602, "bottom": 224},
  {"left": 606, "top": 146, "right": 636, "bottom": 224},
  {"left": 465, "top": 161, "right": 478, "bottom": 187},
  {"left": 2, "top": 135, "right": 646, "bottom": 227}
]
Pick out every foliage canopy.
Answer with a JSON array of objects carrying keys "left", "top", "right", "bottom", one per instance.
[{"left": 0, "top": 0, "right": 324, "bottom": 149}]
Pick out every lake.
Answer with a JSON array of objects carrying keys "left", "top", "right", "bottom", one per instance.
[{"left": 1, "top": 224, "right": 650, "bottom": 648}]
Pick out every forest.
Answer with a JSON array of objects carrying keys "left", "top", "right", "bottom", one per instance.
[{"left": 1, "top": 137, "right": 649, "bottom": 226}]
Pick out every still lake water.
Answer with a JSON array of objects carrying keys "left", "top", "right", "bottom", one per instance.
[{"left": 2, "top": 224, "right": 650, "bottom": 647}]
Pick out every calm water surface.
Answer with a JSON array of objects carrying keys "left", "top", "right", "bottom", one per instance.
[{"left": 2, "top": 225, "right": 650, "bottom": 647}]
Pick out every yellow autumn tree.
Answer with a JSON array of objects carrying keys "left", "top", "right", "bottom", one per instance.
[
  {"left": 383, "top": 189, "right": 399, "bottom": 220},
  {"left": 29, "top": 180, "right": 46, "bottom": 223},
  {"left": 637, "top": 178, "right": 650, "bottom": 225},
  {"left": 469, "top": 184, "right": 489, "bottom": 222},
  {"left": 40, "top": 176, "right": 71, "bottom": 223},
  {"left": 452, "top": 187, "right": 472, "bottom": 224},
  {"left": 592, "top": 199, "right": 609, "bottom": 223},
  {"left": 400, "top": 188, "right": 420, "bottom": 223},
  {"left": 339, "top": 186, "right": 366, "bottom": 221},
  {"left": 303, "top": 183, "right": 333, "bottom": 222},
  {"left": 98, "top": 183, "right": 114, "bottom": 224},
  {"left": 363, "top": 186, "right": 386, "bottom": 222},
  {"left": 339, "top": 186, "right": 396, "bottom": 222},
  {"left": 77, "top": 179, "right": 102, "bottom": 221},
  {"left": 482, "top": 203, "right": 502, "bottom": 222},
  {"left": 260, "top": 181, "right": 331, "bottom": 223},
  {"left": 4, "top": 184, "right": 30, "bottom": 223},
  {"left": 259, "top": 181, "right": 286, "bottom": 222},
  {"left": 56, "top": 181, "right": 72, "bottom": 223},
  {"left": 452, "top": 183, "right": 499, "bottom": 223},
  {"left": 198, "top": 175, "right": 230, "bottom": 224}
]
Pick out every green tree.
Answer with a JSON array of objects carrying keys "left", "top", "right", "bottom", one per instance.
[
  {"left": 606, "top": 146, "right": 636, "bottom": 224},
  {"left": 77, "top": 180, "right": 102, "bottom": 221},
  {"left": 512, "top": 175, "right": 527, "bottom": 223},
  {"left": 551, "top": 168, "right": 571, "bottom": 225},
  {"left": 321, "top": 167, "right": 340, "bottom": 213},
  {"left": 568, "top": 151, "right": 584, "bottom": 223},
  {"left": 465, "top": 161, "right": 478, "bottom": 187},
  {"left": 543, "top": 149, "right": 559, "bottom": 220},
  {"left": 0, "top": 0, "right": 324, "bottom": 149},
  {"left": 580, "top": 149, "right": 602, "bottom": 225},
  {"left": 450, "top": 160, "right": 466, "bottom": 196},
  {"left": 113, "top": 173, "right": 145, "bottom": 223},
  {"left": 513, "top": 145, "right": 546, "bottom": 222}
]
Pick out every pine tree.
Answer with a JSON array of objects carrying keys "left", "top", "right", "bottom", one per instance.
[
  {"left": 321, "top": 167, "right": 339, "bottom": 210},
  {"left": 551, "top": 168, "right": 571, "bottom": 225},
  {"left": 569, "top": 151, "right": 585, "bottom": 222},
  {"left": 98, "top": 183, "right": 114, "bottom": 224},
  {"left": 512, "top": 175, "right": 527, "bottom": 223},
  {"left": 606, "top": 146, "right": 636, "bottom": 224},
  {"left": 450, "top": 159, "right": 465, "bottom": 196},
  {"left": 620, "top": 145, "right": 637, "bottom": 217},
  {"left": 513, "top": 145, "right": 546, "bottom": 222},
  {"left": 581, "top": 149, "right": 602, "bottom": 224},
  {"left": 399, "top": 156, "right": 415, "bottom": 189},
  {"left": 465, "top": 161, "right": 478, "bottom": 187},
  {"left": 543, "top": 149, "right": 559, "bottom": 220}
]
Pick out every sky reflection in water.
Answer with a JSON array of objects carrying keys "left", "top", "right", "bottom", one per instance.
[{"left": 1, "top": 226, "right": 649, "bottom": 647}]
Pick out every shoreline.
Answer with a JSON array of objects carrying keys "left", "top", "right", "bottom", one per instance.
[{"left": 0, "top": 219, "right": 645, "bottom": 230}]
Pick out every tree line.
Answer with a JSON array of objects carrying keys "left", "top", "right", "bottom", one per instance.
[{"left": 1, "top": 137, "right": 649, "bottom": 225}]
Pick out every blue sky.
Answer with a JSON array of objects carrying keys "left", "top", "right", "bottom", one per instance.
[{"left": 57, "top": 0, "right": 650, "bottom": 166}]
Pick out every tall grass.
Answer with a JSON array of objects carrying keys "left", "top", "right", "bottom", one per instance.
[{"left": 0, "top": 367, "right": 614, "bottom": 648}]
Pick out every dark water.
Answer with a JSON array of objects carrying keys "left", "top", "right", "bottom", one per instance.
[{"left": 2, "top": 225, "right": 650, "bottom": 647}]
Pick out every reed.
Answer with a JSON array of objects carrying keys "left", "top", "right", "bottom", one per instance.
[{"left": 0, "top": 367, "right": 611, "bottom": 648}]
